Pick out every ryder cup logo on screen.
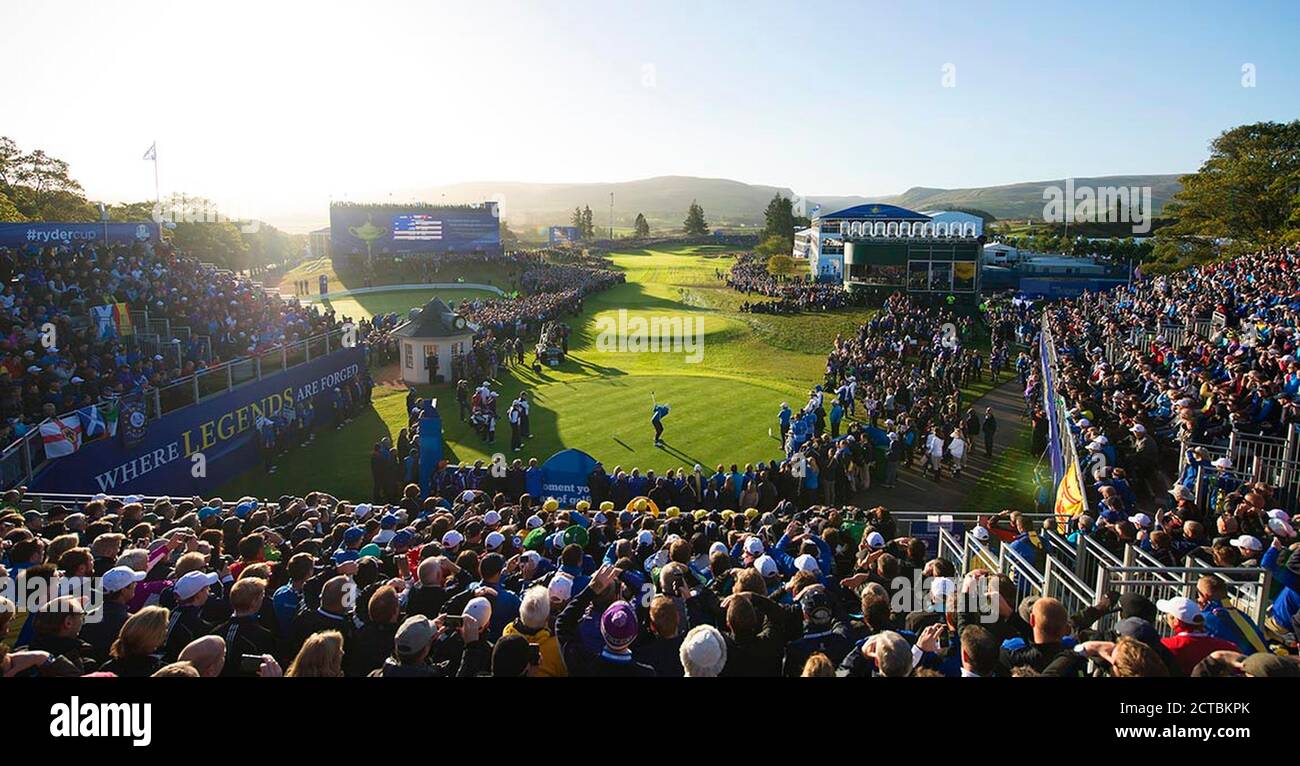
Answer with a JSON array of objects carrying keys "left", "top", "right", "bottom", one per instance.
[{"left": 594, "top": 309, "right": 704, "bottom": 363}]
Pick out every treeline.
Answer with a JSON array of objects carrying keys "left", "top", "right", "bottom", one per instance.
[{"left": 1147, "top": 120, "right": 1300, "bottom": 273}]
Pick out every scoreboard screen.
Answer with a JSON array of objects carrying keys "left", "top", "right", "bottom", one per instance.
[
  {"left": 392, "top": 214, "right": 445, "bottom": 241},
  {"left": 330, "top": 202, "right": 500, "bottom": 255}
]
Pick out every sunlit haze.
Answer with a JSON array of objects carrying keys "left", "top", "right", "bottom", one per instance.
[{"left": 4, "top": 0, "right": 1299, "bottom": 230}]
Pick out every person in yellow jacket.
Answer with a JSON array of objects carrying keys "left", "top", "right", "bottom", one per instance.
[{"left": 501, "top": 586, "right": 567, "bottom": 677}]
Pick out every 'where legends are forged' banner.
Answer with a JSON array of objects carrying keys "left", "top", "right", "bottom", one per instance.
[{"left": 29, "top": 347, "right": 365, "bottom": 495}]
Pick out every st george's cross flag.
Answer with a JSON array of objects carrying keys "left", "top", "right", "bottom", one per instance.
[{"left": 39, "top": 415, "right": 82, "bottom": 458}]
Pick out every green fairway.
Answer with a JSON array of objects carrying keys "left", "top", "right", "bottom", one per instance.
[
  {"left": 308, "top": 288, "right": 500, "bottom": 322},
  {"left": 219, "top": 244, "right": 880, "bottom": 499}
]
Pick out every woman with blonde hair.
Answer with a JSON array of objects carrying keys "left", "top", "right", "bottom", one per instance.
[
  {"left": 103, "top": 606, "right": 169, "bottom": 677},
  {"left": 801, "top": 652, "right": 835, "bottom": 677},
  {"left": 287, "top": 630, "right": 345, "bottom": 677}
]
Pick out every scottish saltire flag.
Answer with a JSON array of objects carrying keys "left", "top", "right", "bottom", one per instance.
[
  {"left": 143, "top": 142, "right": 156, "bottom": 161},
  {"left": 78, "top": 403, "right": 118, "bottom": 440},
  {"left": 39, "top": 416, "right": 82, "bottom": 458}
]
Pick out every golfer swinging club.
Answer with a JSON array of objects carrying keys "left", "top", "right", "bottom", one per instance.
[{"left": 651, "top": 391, "right": 670, "bottom": 447}]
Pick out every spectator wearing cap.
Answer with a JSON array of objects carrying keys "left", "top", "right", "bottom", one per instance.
[
  {"left": 333, "top": 526, "right": 366, "bottom": 564},
  {"left": 1228, "top": 534, "right": 1264, "bottom": 566},
  {"left": 371, "top": 615, "right": 439, "bottom": 677},
  {"left": 1156, "top": 596, "right": 1240, "bottom": 675},
  {"left": 557, "top": 564, "right": 655, "bottom": 676},
  {"left": 162, "top": 570, "right": 219, "bottom": 662},
  {"left": 778, "top": 585, "right": 853, "bottom": 677},
  {"left": 679, "top": 624, "right": 728, "bottom": 677},
  {"left": 430, "top": 596, "right": 494, "bottom": 677},
  {"left": 1195, "top": 575, "right": 1268, "bottom": 655},
  {"left": 501, "top": 585, "right": 566, "bottom": 677},
  {"left": 80, "top": 565, "right": 145, "bottom": 662}
]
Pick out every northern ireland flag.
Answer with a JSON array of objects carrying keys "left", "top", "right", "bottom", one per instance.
[{"left": 39, "top": 415, "right": 83, "bottom": 458}]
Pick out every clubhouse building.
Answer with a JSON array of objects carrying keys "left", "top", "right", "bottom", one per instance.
[{"left": 800, "top": 204, "right": 984, "bottom": 296}]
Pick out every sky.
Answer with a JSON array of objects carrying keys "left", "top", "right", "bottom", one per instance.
[{"left": 3, "top": 0, "right": 1299, "bottom": 231}]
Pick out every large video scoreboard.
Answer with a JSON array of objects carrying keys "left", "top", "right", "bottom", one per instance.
[{"left": 329, "top": 202, "right": 500, "bottom": 257}]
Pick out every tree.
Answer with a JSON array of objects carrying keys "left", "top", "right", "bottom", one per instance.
[
  {"left": 0, "top": 190, "right": 23, "bottom": 222},
  {"left": 581, "top": 205, "right": 595, "bottom": 238},
  {"left": 1152, "top": 120, "right": 1300, "bottom": 269},
  {"left": 172, "top": 220, "right": 250, "bottom": 269},
  {"left": 501, "top": 221, "right": 520, "bottom": 248},
  {"left": 633, "top": 212, "right": 650, "bottom": 238},
  {"left": 570, "top": 206, "right": 584, "bottom": 237},
  {"left": 762, "top": 193, "right": 796, "bottom": 242},
  {"left": 683, "top": 200, "right": 709, "bottom": 236},
  {"left": 106, "top": 201, "right": 158, "bottom": 221},
  {"left": 766, "top": 254, "right": 803, "bottom": 278}
]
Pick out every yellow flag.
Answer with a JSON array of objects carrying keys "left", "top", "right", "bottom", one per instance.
[{"left": 1053, "top": 466, "right": 1084, "bottom": 532}]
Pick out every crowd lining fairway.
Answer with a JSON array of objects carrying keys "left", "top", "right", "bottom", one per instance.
[{"left": 220, "top": 245, "right": 1012, "bottom": 504}]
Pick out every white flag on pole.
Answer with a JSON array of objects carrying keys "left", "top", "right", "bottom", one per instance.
[{"left": 143, "top": 142, "right": 157, "bottom": 161}]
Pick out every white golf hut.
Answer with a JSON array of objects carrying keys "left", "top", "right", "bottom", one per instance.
[{"left": 393, "top": 297, "right": 477, "bottom": 385}]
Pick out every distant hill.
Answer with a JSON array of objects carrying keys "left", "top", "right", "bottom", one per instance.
[
  {"left": 810, "top": 174, "right": 1185, "bottom": 221},
  {"left": 404, "top": 175, "right": 797, "bottom": 230},
  {"left": 287, "top": 173, "right": 1185, "bottom": 233}
]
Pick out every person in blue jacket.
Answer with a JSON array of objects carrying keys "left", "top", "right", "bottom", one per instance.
[
  {"left": 1261, "top": 536, "right": 1299, "bottom": 638},
  {"left": 651, "top": 401, "right": 670, "bottom": 446}
]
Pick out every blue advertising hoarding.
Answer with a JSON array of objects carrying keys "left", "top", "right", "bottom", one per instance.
[
  {"left": 540, "top": 448, "right": 598, "bottom": 507},
  {"left": 0, "top": 222, "right": 159, "bottom": 249},
  {"left": 329, "top": 203, "right": 500, "bottom": 257},
  {"left": 29, "top": 347, "right": 365, "bottom": 495}
]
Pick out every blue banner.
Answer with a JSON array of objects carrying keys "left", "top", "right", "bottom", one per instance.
[
  {"left": 330, "top": 204, "right": 500, "bottom": 256},
  {"left": 29, "top": 348, "right": 365, "bottom": 495},
  {"left": 540, "top": 448, "right": 598, "bottom": 508},
  {"left": 0, "top": 222, "right": 158, "bottom": 249},
  {"left": 418, "top": 402, "right": 444, "bottom": 496}
]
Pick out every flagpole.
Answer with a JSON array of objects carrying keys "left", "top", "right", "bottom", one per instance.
[{"left": 152, "top": 140, "right": 160, "bottom": 206}]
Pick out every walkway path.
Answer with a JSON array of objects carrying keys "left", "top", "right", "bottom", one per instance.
[{"left": 847, "top": 377, "right": 1037, "bottom": 513}]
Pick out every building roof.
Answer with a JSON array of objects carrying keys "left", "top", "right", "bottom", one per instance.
[
  {"left": 815, "top": 203, "right": 930, "bottom": 222},
  {"left": 392, "top": 297, "right": 476, "bottom": 339}
]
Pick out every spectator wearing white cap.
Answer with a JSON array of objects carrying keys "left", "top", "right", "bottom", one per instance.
[
  {"left": 679, "top": 624, "right": 728, "bottom": 677},
  {"left": 1229, "top": 534, "right": 1264, "bottom": 565},
  {"left": 1156, "top": 596, "right": 1239, "bottom": 674},
  {"left": 162, "top": 570, "right": 219, "bottom": 662},
  {"left": 80, "top": 565, "right": 145, "bottom": 662}
]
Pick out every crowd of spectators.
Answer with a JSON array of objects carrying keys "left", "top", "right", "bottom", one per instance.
[
  {"left": 1034, "top": 246, "right": 1300, "bottom": 642},
  {"left": 2, "top": 483, "right": 1295, "bottom": 678},
  {"left": 0, "top": 241, "right": 337, "bottom": 448},
  {"left": 725, "top": 254, "right": 859, "bottom": 314}
]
